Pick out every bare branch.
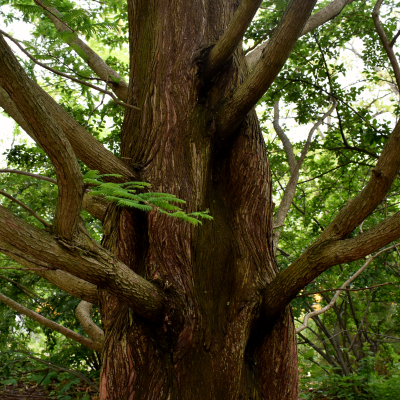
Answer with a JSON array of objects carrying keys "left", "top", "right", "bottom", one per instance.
[
  {"left": 372, "top": 0, "right": 400, "bottom": 91},
  {"left": 204, "top": 0, "right": 262, "bottom": 79},
  {"left": 82, "top": 193, "right": 108, "bottom": 221},
  {"left": 0, "top": 169, "right": 107, "bottom": 221},
  {"left": 296, "top": 245, "right": 396, "bottom": 333},
  {"left": 297, "top": 281, "right": 394, "bottom": 296},
  {"left": 0, "top": 169, "right": 57, "bottom": 184},
  {"left": 390, "top": 28, "right": 400, "bottom": 47},
  {"left": 1, "top": 30, "right": 139, "bottom": 111},
  {"left": 0, "top": 43, "right": 136, "bottom": 182},
  {"left": 76, "top": 301, "right": 104, "bottom": 349},
  {"left": 0, "top": 34, "right": 84, "bottom": 239},
  {"left": 272, "top": 100, "right": 337, "bottom": 252},
  {"left": 0, "top": 275, "right": 44, "bottom": 301},
  {"left": 0, "top": 291, "right": 101, "bottom": 351},
  {"left": 246, "top": 0, "right": 356, "bottom": 70},
  {"left": 216, "top": 0, "right": 317, "bottom": 142},
  {"left": 273, "top": 101, "right": 296, "bottom": 173},
  {"left": 34, "top": 0, "right": 129, "bottom": 102},
  {"left": 0, "top": 86, "right": 39, "bottom": 143},
  {"left": 0, "top": 205, "right": 165, "bottom": 321},
  {"left": 0, "top": 242, "right": 99, "bottom": 304},
  {"left": 0, "top": 189, "right": 51, "bottom": 229},
  {"left": 13, "top": 351, "right": 99, "bottom": 391},
  {"left": 264, "top": 207, "right": 400, "bottom": 319}
]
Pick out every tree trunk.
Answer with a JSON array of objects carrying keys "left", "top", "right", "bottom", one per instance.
[{"left": 98, "top": 0, "right": 298, "bottom": 398}]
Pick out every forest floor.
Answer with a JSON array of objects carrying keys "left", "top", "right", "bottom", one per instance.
[
  {"left": 0, "top": 382, "right": 54, "bottom": 399},
  {"left": 0, "top": 382, "right": 99, "bottom": 399}
]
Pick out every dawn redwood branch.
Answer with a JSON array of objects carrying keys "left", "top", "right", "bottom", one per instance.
[
  {"left": 82, "top": 193, "right": 108, "bottom": 221},
  {"left": 0, "top": 241, "right": 99, "bottom": 304},
  {"left": 317, "top": 118, "right": 400, "bottom": 242},
  {"left": 216, "top": 0, "right": 317, "bottom": 141},
  {"left": 390, "top": 28, "right": 400, "bottom": 47},
  {"left": 273, "top": 101, "right": 296, "bottom": 173},
  {"left": 298, "top": 281, "right": 395, "bottom": 296},
  {"left": 0, "top": 169, "right": 107, "bottom": 221},
  {"left": 347, "top": 44, "right": 399, "bottom": 96},
  {"left": 8, "top": 44, "right": 132, "bottom": 111},
  {"left": 0, "top": 275, "right": 44, "bottom": 301},
  {"left": 204, "top": 0, "right": 262, "bottom": 79},
  {"left": 246, "top": 0, "right": 356, "bottom": 70},
  {"left": 295, "top": 245, "right": 396, "bottom": 333},
  {"left": 0, "top": 42, "right": 136, "bottom": 182},
  {"left": 0, "top": 169, "right": 57, "bottom": 184},
  {"left": 372, "top": 0, "right": 400, "bottom": 91},
  {"left": 0, "top": 35, "right": 84, "bottom": 239},
  {"left": 76, "top": 300, "right": 105, "bottom": 348},
  {"left": 272, "top": 100, "right": 337, "bottom": 252},
  {"left": 0, "top": 31, "right": 139, "bottom": 111},
  {"left": 264, "top": 208, "right": 400, "bottom": 319},
  {"left": 37, "top": 270, "right": 99, "bottom": 305},
  {"left": 0, "top": 189, "right": 51, "bottom": 229},
  {"left": 14, "top": 351, "right": 99, "bottom": 391},
  {"left": 34, "top": 0, "right": 129, "bottom": 102},
  {"left": 0, "top": 291, "right": 101, "bottom": 351},
  {"left": 0, "top": 205, "right": 165, "bottom": 321},
  {"left": 0, "top": 87, "right": 40, "bottom": 143}
]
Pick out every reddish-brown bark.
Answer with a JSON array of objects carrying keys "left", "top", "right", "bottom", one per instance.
[
  {"left": 5, "top": 0, "right": 398, "bottom": 398},
  {"left": 96, "top": 0, "right": 301, "bottom": 398}
]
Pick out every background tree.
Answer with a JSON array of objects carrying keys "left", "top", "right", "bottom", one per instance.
[{"left": 0, "top": 0, "right": 400, "bottom": 399}]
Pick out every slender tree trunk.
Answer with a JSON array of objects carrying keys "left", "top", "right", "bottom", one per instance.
[{"left": 98, "top": 1, "right": 298, "bottom": 398}]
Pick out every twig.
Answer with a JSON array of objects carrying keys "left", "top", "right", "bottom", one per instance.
[
  {"left": 0, "top": 169, "right": 57, "bottom": 184},
  {"left": 0, "top": 30, "right": 140, "bottom": 111},
  {"left": 372, "top": 0, "right": 400, "bottom": 90},
  {"left": 389, "top": 28, "right": 400, "bottom": 47},
  {"left": 84, "top": 79, "right": 107, "bottom": 129},
  {"left": 297, "top": 281, "right": 395, "bottom": 297},
  {"left": 0, "top": 189, "right": 51, "bottom": 228},
  {"left": 296, "top": 243, "right": 399, "bottom": 333},
  {"left": 9, "top": 350, "right": 99, "bottom": 391}
]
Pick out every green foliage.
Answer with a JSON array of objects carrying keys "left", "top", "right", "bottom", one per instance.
[{"left": 83, "top": 170, "right": 213, "bottom": 226}]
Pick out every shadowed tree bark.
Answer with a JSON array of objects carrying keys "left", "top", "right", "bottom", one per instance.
[{"left": 0, "top": 0, "right": 399, "bottom": 399}]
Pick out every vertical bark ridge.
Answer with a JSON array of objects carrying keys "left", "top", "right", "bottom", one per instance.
[{"left": 98, "top": 0, "right": 298, "bottom": 398}]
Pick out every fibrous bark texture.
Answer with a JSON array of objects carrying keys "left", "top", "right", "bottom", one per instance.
[{"left": 97, "top": 0, "right": 299, "bottom": 398}]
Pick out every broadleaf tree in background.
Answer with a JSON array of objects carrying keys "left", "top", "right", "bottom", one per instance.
[{"left": 0, "top": 0, "right": 400, "bottom": 398}]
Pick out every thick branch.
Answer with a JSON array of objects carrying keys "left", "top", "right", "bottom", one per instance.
[
  {"left": 318, "top": 118, "right": 400, "bottom": 242},
  {"left": 264, "top": 209, "right": 400, "bottom": 319},
  {"left": 246, "top": 0, "right": 356, "bottom": 70},
  {"left": 0, "top": 49, "right": 135, "bottom": 182},
  {"left": 75, "top": 300, "right": 104, "bottom": 348},
  {"left": 0, "top": 86, "right": 39, "bottom": 142},
  {"left": 204, "top": 0, "right": 262, "bottom": 79},
  {"left": 34, "top": 0, "right": 129, "bottom": 101},
  {"left": 372, "top": 0, "right": 400, "bottom": 91},
  {"left": 0, "top": 34, "right": 84, "bottom": 239},
  {"left": 216, "top": 0, "right": 317, "bottom": 141},
  {"left": 295, "top": 245, "right": 396, "bottom": 333},
  {"left": 1, "top": 31, "right": 138, "bottom": 111},
  {"left": 0, "top": 241, "right": 98, "bottom": 304},
  {"left": 82, "top": 193, "right": 108, "bottom": 221},
  {"left": 0, "top": 291, "right": 101, "bottom": 351},
  {"left": 0, "top": 205, "right": 165, "bottom": 321}
]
